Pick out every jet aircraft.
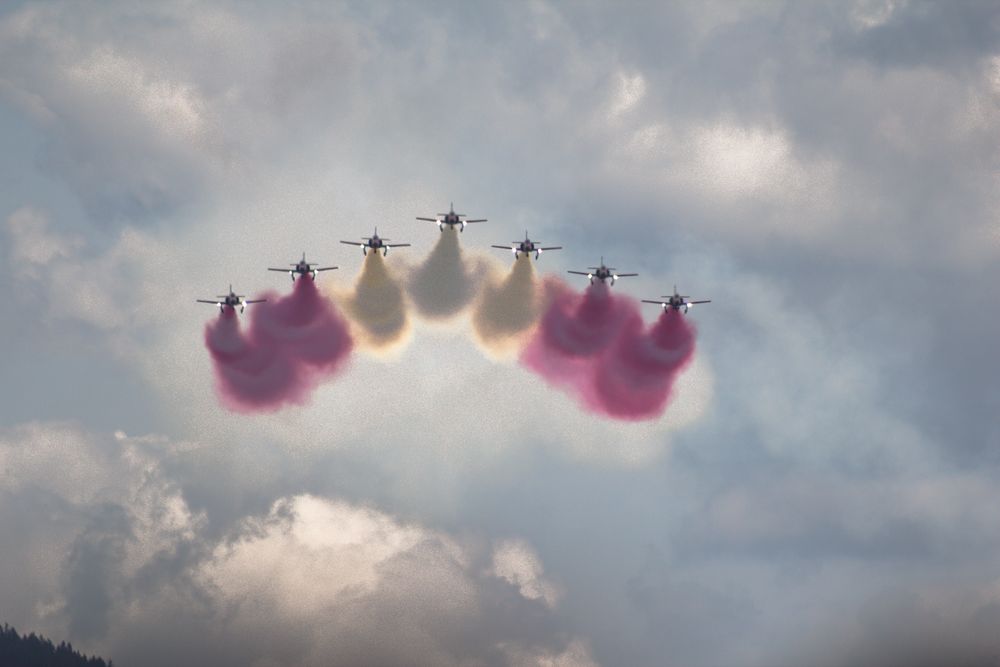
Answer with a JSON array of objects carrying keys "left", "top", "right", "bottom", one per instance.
[
  {"left": 268, "top": 253, "right": 337, "bottom": 281},
  {"left": 197, "top": 285, "right": 266, "bottom": 315},
  {"left": 340, "top": 228, "right": 410, "bottom": 256},
  {"left": 416, "top": 203, "right": 486, "bottom": 231},
  {"left": 642, "top": 286, "right": 711, "bottom": 313},
  {"left": 491, "top": 231, "right": 562, "bottom": 260},
  {"left": 567, "top": 257, "right": 637, "bottom": 285}
]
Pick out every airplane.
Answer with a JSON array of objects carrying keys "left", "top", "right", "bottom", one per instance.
[
  {"left": 268, "top": 253, "right": 337, "bottom": 281},
  {"left": 416, "top": 202, "right": 486, "bottom": 232},
  {"left": 491, "top": 231, "right": 562, "bottom": 260},
  {"left": 567, "top": 257, "right": 637, "bottom": 285},
  {"left": 642, "top": 286, "right": 711, "bottom": 314},
  {"left": 340, "top": 228, "right": 410, "bottom": 256},
  {"left": 197, "top": 285, "right": 266, "bottom": 315}
]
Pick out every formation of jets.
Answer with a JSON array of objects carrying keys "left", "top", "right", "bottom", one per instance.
[{"left": 198, "top": 202, "right": 711, "bottom": 315}]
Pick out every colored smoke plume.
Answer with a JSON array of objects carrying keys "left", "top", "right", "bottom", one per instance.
[
  {"left": 204, "top": 277, "right": 354, "bottom": 412},
  {"left": 592, "top": 309, "right": 696, "bottom": 420},
  {"left": 522, "top": 282, "right": 696, "bottom": 421},
  {"left": 521, "top": 279, "right": 637, "bottom": 385},
  {"left": 406, "top": 227, "right": 483, "bottom": 320},
  {"left": 530, "top": 279, "right": 636, "bottom": 357},
  {"left": 472, "top": 255, "right": 541, "bottom": 353},
  {"left": 341, "top": 251, "right": 410, "bottom": 350}
]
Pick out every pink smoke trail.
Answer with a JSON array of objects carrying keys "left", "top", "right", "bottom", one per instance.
[
  {"left": 521, "top": 279, "right": 635, "bottom": 387},
  {"left": 590, "top": 308, "right": 696, "bottom": 420},
  {"left": 204, "top": 277, "right": 353, "bottom": 412},
  {"left": 521, "top": 280, "right": 696, "bottom": 421}
]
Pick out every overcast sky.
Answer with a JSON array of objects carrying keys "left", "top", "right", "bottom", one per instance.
[{"left": 2, "top": 2, "right": 1000, "bottom": 666}]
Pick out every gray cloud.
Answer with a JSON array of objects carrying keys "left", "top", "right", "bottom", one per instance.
[
  {"left": 776, "top": 588, "right": 1000, "bottom": 667},
  {"left": 62, "top": 504, "right": 131, "bottom": 641}
]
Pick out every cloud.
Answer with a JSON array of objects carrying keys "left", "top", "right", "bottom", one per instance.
[
  {"left": 500, "top": 638, "right": 600, "bottom": 667},
  {"left": 0, "top": 424, "right": 204, "bottom": 651},
  {"left": 491, "top": 539, "right": 561, "bottom": 609},
  {"left": 776, "top": 587, "right": 1000, "bottom": 667},
  {"left": 6, "top": 207, "right": 82, "bottom": 277},
  {"left": 0, "top": 423, "right": 599, "bottom": 667},
  {"left": 674, "top": 470, "right": 1000, "bottom": 563},
  {"left": 0, "top": 3, "right": 363, "bottom": 222}
]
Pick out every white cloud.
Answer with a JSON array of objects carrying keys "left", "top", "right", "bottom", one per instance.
[
  {"left": 500, "top": 638, "right": 600, "bottom": 667},
  {"left": 492, "top": 539, "right": 560, "bottom": 608},
  {"left": 67, "top": 46, "right": 209, "bottom": 143},
  {"left": 849, "top": 0, "right": 906, "bottom": 31},
  {"left": 6, "top": 207, "right": 82, "bottom": 277},
  {"left": 6, "top": 210, "right": 182, "bottom": 332},
  {"left": 608, "top": 72, "right": 647, "bottom": 120},
  {"left": 606, "top": 118, "right": 842, "bottom": 245}
]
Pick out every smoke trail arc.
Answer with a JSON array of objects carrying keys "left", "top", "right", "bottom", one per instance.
[{"left": 203, "top": 243, "right": 701, "bottom": 423}]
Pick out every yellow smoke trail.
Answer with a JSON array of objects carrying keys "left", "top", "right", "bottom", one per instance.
[
  {"left": 406, "top": 227, "right": 478, "bottom": 320},
  {"left": 335, "top": 251, "right": 411, "bottom": 353},
  {"left": 471, "top": 254, "right": 542, "bottom": 356}
]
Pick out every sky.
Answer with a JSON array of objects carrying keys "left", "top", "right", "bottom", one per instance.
[{"left": 1, "top": 1, "right": 999, "bottom": 665}]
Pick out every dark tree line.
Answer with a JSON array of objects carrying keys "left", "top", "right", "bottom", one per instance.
[{"left": 0, "top": 623, "right": 112, "bottom": 667}]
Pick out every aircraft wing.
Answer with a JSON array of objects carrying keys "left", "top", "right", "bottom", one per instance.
[
  {"left": 464, "top": 219, "right": 487, "bottom": 223},
  {"left": 340, "top": 240, "right": 363, "bottom": 246},
  {"left": 689, "top": 300, "right": 711, "bottom": 304},
  {"left": 567, "top": 270, "right": 590, "bottom": 276},
  {"left": 245, "top": 299, "right": 267, "bottom": 304},
  {"left": 416, "top": 217, "right": 439, "bottom": 222},
  {"left": 641, "top": 299, "right": 666, "bottom": 305},
  {"left": 540, "top": 246, "right": 562, "bottom": 251},
  {"left": 491, "top": 245, "right": 513, "bottom": 250},
  {"left": 615, "top": 273, "right": 638, "bottom": 278},
  {"left": 196, "top": 299, "right": 221, "bottom": 304},
  {"left": 386, "top": 243, "right": 410, "bottom": 248},
  {"left": 315, "top": 266, "right": 338, "bottom": 272},
  {"left": 267, "top": 268, "right": 289, "bottom": 272}
]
